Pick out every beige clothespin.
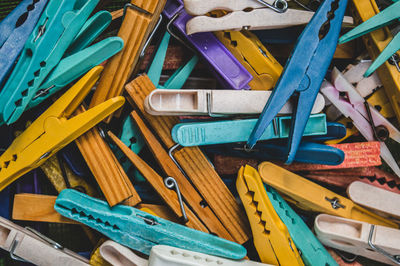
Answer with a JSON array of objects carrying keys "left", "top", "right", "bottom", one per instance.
[
  {"left": 0, "top": 217, "right": 90, "bottom": 265},
  {"left": 144, "top": 89, "right": 325, "bottom": 116},
  {"left": 315, "top": 214, "right": 400, "bottom": 265}
]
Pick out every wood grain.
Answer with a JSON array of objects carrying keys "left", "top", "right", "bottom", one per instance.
[
  {"left": 13, "top": 194, "right": 78, "bottom": 224},
  {"left": 108, "top": 131, "right": 207, "bottom": 232},
  {"left": 126, "top": 75, "right": 250, "bottom": 243}
]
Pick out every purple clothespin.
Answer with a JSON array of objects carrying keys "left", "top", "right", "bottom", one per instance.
[{"left": 167, "top": 2, "right": 252, "bottom": 90}]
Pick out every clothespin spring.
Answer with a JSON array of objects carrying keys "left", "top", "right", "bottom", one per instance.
[
  {"left": 164, "top": 176, "right": 188, "bottom": 223},
  {"left": 253, "top": 0, "right": 288, "bottom": 13},
  {"left": 34, "top": 18, "right": 48, "bottom": 42},
  {"left": 368, "top": 225, "right": 400, "bottom": 265},
  {"left": 363, "top": 101, "right": 389, "bottom": 142},
  {"left": 389, "top": 54, "right": 400, "bottom": 73},
  {"left": 325, "top": 197, "right": 345, "bottom": 209}
]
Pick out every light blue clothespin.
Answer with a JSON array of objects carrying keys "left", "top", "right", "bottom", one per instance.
[
  {"left": 171, "top": 114, "right": 327, "bottom": 147},
  {"left": 0, "top": 0, "right": 104, "bottom": 125},
  {"left": 264, "top": 185, "right": 338, "bottom": 266},
  {"left": 55, "top": 189, "right": 247, "bottom": 260},
  {"left": 339, "top": 0, "right": 400, "bottom": 77},
  {"left": 0, "top": 0, "right": 48, "bottom": 87}
]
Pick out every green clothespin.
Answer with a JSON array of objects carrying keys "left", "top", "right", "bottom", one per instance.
[{"left": 339, "top": 0, "right": 400, "bottom": 76}]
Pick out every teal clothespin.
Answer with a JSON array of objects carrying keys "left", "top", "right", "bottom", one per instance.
[
  {"left": 264, "top": 185, "right": 338, "bottom": 266},
  {"left": 339, "top": 0, "right": 400, "bottom": 77},
  {"left": 171, "top": 114, "right": 327, "bottom": 147},
  {"left": 55, "top": 189, "right": 247, "bottom": 260},
  {"left": 0, "top": 0, "right": 106, "bottom": 125}
]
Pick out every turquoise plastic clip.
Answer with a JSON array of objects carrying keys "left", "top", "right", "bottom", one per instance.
[
  {"left": 339, "top": 0, "right": 400, "bottom": 76},
  {"left": 0, "top": 0, "right": 100, "bottom": 125},
  {"left": 55, "top": 189, "right": 247, "bottom": 260},
  {"left": 171, "top": 114, "right": 327, "bottom": 147},
  {"left": 264, "top": 185, "right": 338, "bottom": 266},
  {"left": 27, "top": 37, "right": 123, "bottom": 110}
]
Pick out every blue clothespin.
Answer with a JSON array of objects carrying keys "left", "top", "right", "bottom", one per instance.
[
  {"left": 0, "top": 0, "right": 48, "bottom": 87},
  {"left": 264, "top": 185, "right": 338, "bottom": 266},
  {"left": 171, "top": 114, "right": 328, "bottom": 147},
  {"left": 55, "top": 189, "right": 247, "bottom": 260},
  {"left": 247, "top": 0, "right": 348, "bottom": 164},
  {"left": 339, "top": 0, "right": 400, "bottom": 77},
  {"left": 0, "top": 0, "right": 102, "bottom": 125}
]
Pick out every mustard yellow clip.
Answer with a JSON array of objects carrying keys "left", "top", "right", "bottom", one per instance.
[
  {"left": 351, "top": 0, "right": 400, "bottom": 124},
  {"left": 0, "top": 66, "right": 125, "bottom": 191},
  {"left": 258, "top": 162, "right": 398, "bottom": 228},
  {"left": 215, "top": 30, "right": 283, "bottom": 91},
  {"left": 237, "top": 165, "right": 304, "bottom": 265}
]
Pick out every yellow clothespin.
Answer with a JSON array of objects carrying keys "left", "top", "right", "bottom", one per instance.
[
  {"left": 236, "top": 165, "right": 304, "bottom": 265},
  {"left": 258, "top": 162, "right": 398, "bottom": 228},
  {"left": 0, "top": 66, "right": 125, "bottom": 191},
  {"left": 215, "top": 30, "right": 283, "bottom": 91}
]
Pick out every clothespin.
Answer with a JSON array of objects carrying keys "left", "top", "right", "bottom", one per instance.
[
  {"left": 347, "top": 181, "right": 400, "bottom": 221},
  {"left": 126, "top": 74, "right": 251, "bottom": 244},
  {"left": 0, "top": 66, "right": 124, "bottom": 192},
  {"left": 315, "top": 214, "right": 400, "bottom": 265},
  {"left": 89, "top": 0, "right": 167, "bottom": 115},
  {"left": 236, "top": 165, "right": 304, "bottom": 265},
  {"left": 264, "top": 185, "right": 338, "bottom": 266},
  {"left": 350, "top": 0, "right": 400, "bottom": 125},
  {"left": 55, "top": 189, "right": 247, "bottom": 259},
  {"left": 321, "top": 68, "right": 400, "bottom": 177},
  {"left": 145, "top": 89, "right": 325, "bottom": 116},
  {"left": 214, "top": 30, "right": 283, "bottom": 91},
  {"left": 171, "top": 114, "right": 327, "bottom": 147},
  {"left": 0, "top": 216, "right": 90, "bottom": 265},
  {"left": 246, "top": 0, "right": 348, "bottom": 163},
  {"left": 339, "top": 1, "right": 400, "bottom": 77},
  {"left": 0, "top": 0, "right": 48, "bottom": 86},
  {"left": 12, "top": 194, "right": 78, "bottom": 224},
  {"left": 168, "top": 7, "right": 253, "bottom": 90},
  {"left": 184, "top": 0, "right": 352, "bottom": 34},
  {"left": 0, "top": 0, "right": 119, "bottom": 125},
  {"left": 258, "top": 162, "right": 398, "bottom": 228}
]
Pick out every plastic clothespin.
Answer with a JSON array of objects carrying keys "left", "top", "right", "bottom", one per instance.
[
  {"left": 214, "top": 30, "right": 283, "bottom": 91},
  {"left": 321, "top": 68, "right": 400, "bottom": 177},
  {"left": 258, "top": 162, "right": 398, "bottom": 228},
  {"left": 0, "top": 66, "right": 125, "bottom": 192},
  {"left": 99, "top": 241, "right": 271, "bottom": 266},
  {"left": 236, "top": 165, "right": 304, "bottom": 265},
  {"left": 54, "top": 189, "right": 247, "bottom": 260},
  {"left": 0, "top": 0, "right": 48, "bottom": 86},
  {"left": 315, "top": 214, "right": 400, "bottom": 265},
  {"left": 339, "top": 0, "right": 400, "bottom": 77},
  {"left": 171, "top": 114, "right": 328, "bottom": 147},
  {"left": 347, "top": 181, "right": 400, "bottom": 221},
  {"left": 247, "top": 0, "right": 348, "bottom": 164},
  {"left": 184, "top": 0, "right": 318, "bottom": 34},
  {"left": 144, "top": 89, "right": 325, "bottom": 116},
  {"left": 264, "top": 185, "right": 338, "bottom": 266},
  {"left": 169, "top": 7, "right": 253, "bottom": 90},
  {"left": 0, "top": 0, "right": 103, "bottom": 125},
  {"left": 0, "top": 217, "right": 90, "bottom": 265}
]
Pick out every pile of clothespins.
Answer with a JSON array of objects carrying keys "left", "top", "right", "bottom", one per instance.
[{"left": 1, "top": 0, "right": 400, "bottom": 265}]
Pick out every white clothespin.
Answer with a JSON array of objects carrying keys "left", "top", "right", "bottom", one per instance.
[
  {"left": 321, "top": 68, "right": 400, "bottom": 177},
  {"left": 144, "top": 89, "right": 325, "bottom": 116},
  {"left": 183, "top": 0, "right": 353, "bottom": 34},
  {"left": 347, "top": 181, "right": 400, "bottom": 222},
  {"left": 99, "top": 242, "right": 271, "bottom": 266},
  {"left": 0, "top": 217, "right": 89, "bottom": 266},
  {"left": 314, "top": 214, "right": 400, "bottom": 265}
]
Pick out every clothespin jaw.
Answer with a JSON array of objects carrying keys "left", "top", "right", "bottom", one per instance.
[
  {"left": 99, "top": 241, "right": 148, "bottom": 266},
  {"left": 315, "top": 214, "right": 400, "bottom": 265},
  {"left": 55, "top": 189, "right": 247, "bottom": 260},
  {"left": 339, "top": 1, "right": 400, "bottom": 76},
  {"left": 247, "top": 0, "right": 348, "bottom": 164},
  {"left": 258, "top": 162, "right": 398, "bottom": 228},
  {"left": 0, "top": 66, "right": 125, "bottom": 192},
  {"left": 236, "top": 165, "right": 304, "bottom": 265}
]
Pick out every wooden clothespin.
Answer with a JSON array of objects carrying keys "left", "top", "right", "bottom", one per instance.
[{"left": 125, "top": 74, "right": 251, "bottom": 244}]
